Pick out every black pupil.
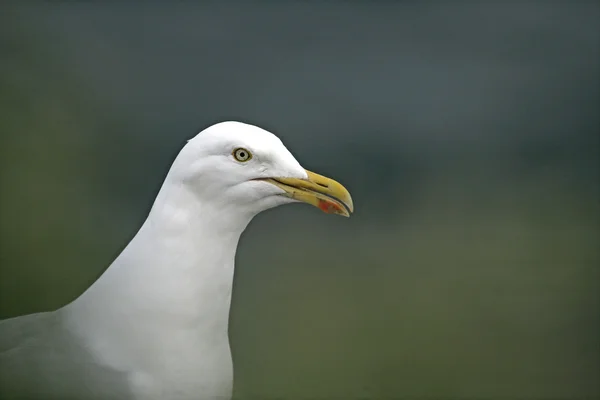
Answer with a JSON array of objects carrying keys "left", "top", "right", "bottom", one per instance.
[{"left": 238, "top": 151, "right": 246, "bottom": 158}]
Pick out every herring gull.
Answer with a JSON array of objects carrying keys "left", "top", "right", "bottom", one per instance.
[{"left": 0, "top": 121, "right": 353, "bottom": 400}]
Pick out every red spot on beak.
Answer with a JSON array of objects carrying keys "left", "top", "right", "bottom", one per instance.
[{"left": 318, "top": 199, "right": 342, "bottom": 214}]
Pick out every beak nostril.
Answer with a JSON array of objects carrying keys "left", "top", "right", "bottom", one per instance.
[{"left": 316, "top": 182, "right": 328, "bottom": 188}]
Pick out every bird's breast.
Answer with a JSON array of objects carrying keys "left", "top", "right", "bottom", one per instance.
[{"left": 128, "top": 338, "right": 233, "bottom": 400}]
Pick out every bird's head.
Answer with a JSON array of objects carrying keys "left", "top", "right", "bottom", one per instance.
[{"left": 166, "top": 121, "right": 353, "bottom": 219}]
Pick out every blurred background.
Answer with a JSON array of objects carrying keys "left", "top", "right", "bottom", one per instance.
[{"left": 1, "top": 2, "right": 599, "bottom": 399}]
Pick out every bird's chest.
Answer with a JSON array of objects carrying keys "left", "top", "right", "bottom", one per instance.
[
  {"left": 80, "top": 312, "right": 234, "bottom": 399},
  {"left": 128, "top": 335, "right": 233, "bottom": 400}
]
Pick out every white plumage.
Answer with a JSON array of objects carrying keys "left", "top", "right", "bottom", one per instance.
[{"left": 0, "top": 121, "right": 353, "bottom": 400}]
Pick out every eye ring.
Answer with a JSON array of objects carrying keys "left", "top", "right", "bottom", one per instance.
[{"left": 233, "top": 147, "right": 252, "bottom": 162}]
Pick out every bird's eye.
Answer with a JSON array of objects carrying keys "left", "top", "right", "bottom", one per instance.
[{"left": 233, "top": 148, "right": 252, "bottom": 162}]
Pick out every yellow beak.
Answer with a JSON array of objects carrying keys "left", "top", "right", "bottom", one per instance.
[{"left": 261, "top": 170, "right": 354, "bottom": 217}]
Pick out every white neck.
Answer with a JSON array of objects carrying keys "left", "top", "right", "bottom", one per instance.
[{"left": 63, "top": 178, "right": 252, "bottom": 381}]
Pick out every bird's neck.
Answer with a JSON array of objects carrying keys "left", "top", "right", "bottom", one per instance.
[{"left": 64, "top": 182, "right": 252, "bottom": 372}]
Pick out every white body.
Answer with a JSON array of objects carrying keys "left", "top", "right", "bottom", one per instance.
[
  {"left": 64, "top": 122, "right": 307, "bottom": 399},
  {"left": 1, "top": 122, "right": 314, "bottom": 400}
]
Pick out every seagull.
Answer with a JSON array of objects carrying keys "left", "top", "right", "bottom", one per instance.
[{"left": 0, "top": 121, "right": 353, "bottom": 400}]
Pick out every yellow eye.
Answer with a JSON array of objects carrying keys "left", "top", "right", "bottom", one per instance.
[{"left": 233, "top": 147, "right": 252, "bottom": 162}]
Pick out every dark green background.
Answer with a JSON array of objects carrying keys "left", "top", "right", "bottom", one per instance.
[{"left": 1, "top": 2, "right": 598, "bottom": 399}]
